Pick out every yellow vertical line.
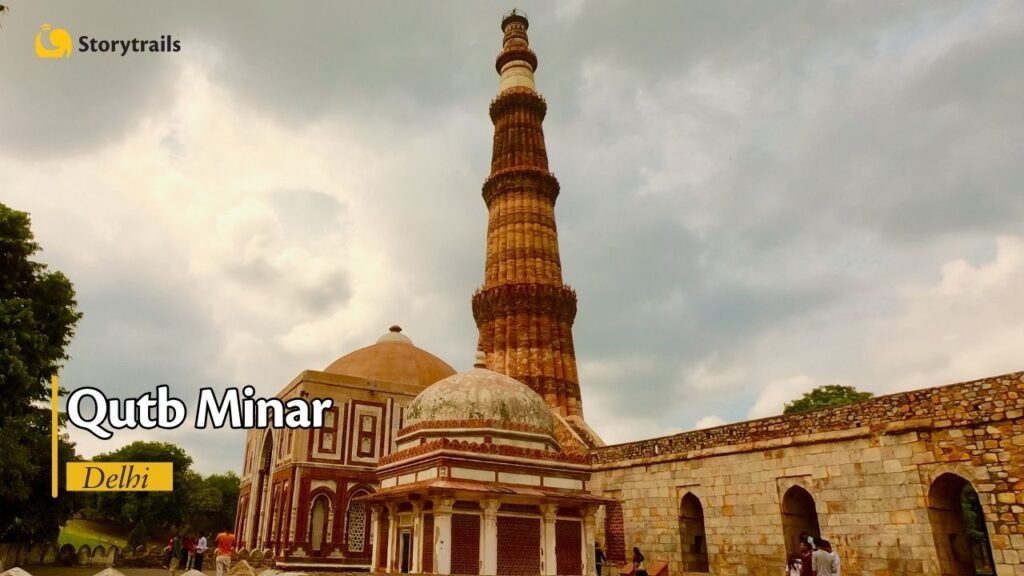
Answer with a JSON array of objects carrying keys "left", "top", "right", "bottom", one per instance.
[{"left": 52, "top": 374, "right": 58, "bottom": 498}]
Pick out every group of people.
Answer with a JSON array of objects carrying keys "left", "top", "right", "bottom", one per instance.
[
  {"left": 788, "top": 532, "right": 841, "bottom": 576},
  {"left": 593, "top": 543, "right": 649, "bottom": 576},
  {"left": 164, "top": 531, "right": 207, "bottom": 573},
  {"left": 164, "top": 529, "right": 235, "bottom": 576}
]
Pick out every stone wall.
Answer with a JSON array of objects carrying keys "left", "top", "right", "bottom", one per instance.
[
  {"left": 590, "top": 371, "right": 1024, "bottom": 576},
  {"left": 0, "top": 542, "right": 277, "bottom": 571}
]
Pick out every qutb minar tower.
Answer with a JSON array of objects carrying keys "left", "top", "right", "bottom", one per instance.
[{"left": 472, "top": 10, "right": 584, "bottom": 420}]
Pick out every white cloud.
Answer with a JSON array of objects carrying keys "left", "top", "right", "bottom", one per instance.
[
  {"left": 694, "top": 415, "right": 726, "bottom": 430},
  {"left": 747, "top": 376, "right": 817, "bottom": 420}
]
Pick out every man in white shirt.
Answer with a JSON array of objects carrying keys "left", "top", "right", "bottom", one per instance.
[
  {"left": 194, "top": 532, "right": 208, "bottom": 572},
  {"left": 812, "top": 539, "right": 838, "bottom": 576},
  {"left": 822, "top": 540, "right": 840, "bottom": 575}
]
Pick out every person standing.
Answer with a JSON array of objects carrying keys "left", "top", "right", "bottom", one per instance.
[
  {"left": 182, "top": 533, "right": 193, "bottom": 570},
  {"left": 799, "top": 540, "right": 814, "bottom": 576},
  {"left": 812, "top": 539, "right": 837, "bottom": 576},
  {"left": 595, "top": 543, "right": 607, "bottom": 576},
  {"left": 821, "top": 540, "right": 840, "bottom": 576},
  {"left": 786, "top": 555, "right": 801, "bottom": 576},
  {"left": 632, "top": 547, "right": 648, "bottom": 576},
  {"left": 167, "top": 532, "right": 182, "bottom": 576},
  {"left": 215, "top": 529, "right": 236, "bottom": 576},
  {"left": 195, "top": 531, "right": 208, "bottom": 572}
]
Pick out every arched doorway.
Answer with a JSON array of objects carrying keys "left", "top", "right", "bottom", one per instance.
[
  {"left": 679, "top": 493, "right": 709, "bottom": 572},
  {"left": 310, "top": 494, "right": 330, "bottom": 557},
  {"left": 781, "top": 486, "right": 820, "bottom": 558},
  {"left": 252, "top": 429, "right": 275, "bottom": 548},
  {"left": 928, "top": 473, "right": 996, "bottom": 576}
]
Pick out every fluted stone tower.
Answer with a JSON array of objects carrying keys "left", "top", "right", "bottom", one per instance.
[{"left": 472, "top": 10, "right": 583, "bottom": 419}]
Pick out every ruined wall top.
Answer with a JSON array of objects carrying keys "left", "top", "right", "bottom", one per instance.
[{"left": 591, "top": 371, "right": 1024, "bottom": 465}]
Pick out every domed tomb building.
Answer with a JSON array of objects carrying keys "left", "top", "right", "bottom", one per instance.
[
  {"left": 361, "top": 353, "right": 611, "bottom": 575},
  {"left": 235, "top": 326, "right": 456, "bottom": 570}
]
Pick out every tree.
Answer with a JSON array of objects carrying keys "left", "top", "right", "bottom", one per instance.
[
  {"left": 192, "top": 472, "right": 241, "bottom": 533},
  {"left": 0, "top": 202, "right": 82, "bottom": 543},
  {"left": 783, "top": 384, "right": 873, "bottom": 415},
  {"left": 86, "top": 441, "right": 195, "bottom": 530},
  {"left": 84, "top": 441, "right": 241, "bottom": 536},
  {"left": 127, "top": 518, "right": 148, "bottom": 550}
]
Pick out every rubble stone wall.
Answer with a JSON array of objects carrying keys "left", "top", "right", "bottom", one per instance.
[{"left": 591, "top": 372, "right": 1024, "bottom": 576}]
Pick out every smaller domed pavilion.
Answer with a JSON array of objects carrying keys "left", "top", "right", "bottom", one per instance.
[{"left": 361, "top": 352, "right": 612, "bottom": 576}]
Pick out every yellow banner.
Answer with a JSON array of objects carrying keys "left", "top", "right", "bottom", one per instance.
[{"left": 67, "top": 462, "right": 174, "bottom": 491}]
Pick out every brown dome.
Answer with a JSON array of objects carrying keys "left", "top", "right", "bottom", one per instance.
[{"left": 323, "top": 326, "right": 455, "bottom": 388}]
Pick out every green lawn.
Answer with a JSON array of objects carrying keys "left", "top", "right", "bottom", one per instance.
[
  {"left": 57, "top": 519, "right": 166, "bottom": 551},
  {"left": 57, "top": 520, "right": 125, "bottom": 551}
]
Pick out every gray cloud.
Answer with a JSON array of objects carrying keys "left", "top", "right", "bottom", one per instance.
[{"left": 2, "top": 0, "right": 1022, "bottom": 471}]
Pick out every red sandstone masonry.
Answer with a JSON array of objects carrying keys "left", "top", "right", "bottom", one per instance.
[{"left": 592, "top": 371, "right": 1024, "bottom": 465}]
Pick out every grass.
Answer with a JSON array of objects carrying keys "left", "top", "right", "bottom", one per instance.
[
  {"left": 56, "top": 519, "right": 163, "bottom": 551},
  {"left": 57, "top": 519, "right": 126, "bottom": 551}
]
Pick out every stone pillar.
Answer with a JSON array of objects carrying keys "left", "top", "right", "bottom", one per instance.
[
  {"left": 583, "top": 505, "right": 598, "bottom": 576},
  {"left": 370, "top": 505, "right": 382, "bottom": 572},
  {"left": 411, "top": 501, "right": 424, "bottom": 574},
  {"left": 541, "top": 503, "right": 559, "bottom": 576},
  {"left": 482, "top": 499, "right": 501, "bottom": 576},
  {"left": 434, "top": 497, "right": 455, "bottom": 575},
  {"left": 288, "top": 468, "right": 302, "bottom": 542},
  {"left": 385, "top": 503, "right": 398, "bottom": 573}
]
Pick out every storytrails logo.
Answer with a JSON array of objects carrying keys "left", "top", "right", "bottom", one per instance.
[{"left": 35, "top": 22, "right": 181, "bottom": 59}]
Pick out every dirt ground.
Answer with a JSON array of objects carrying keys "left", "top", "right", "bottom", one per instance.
[{"left": 18, "top": 568, "right": 215, "bottom": 576}]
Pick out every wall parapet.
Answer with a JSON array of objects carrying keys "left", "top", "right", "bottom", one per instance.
[{"left": 591, "top": 371, "right": 1024, "bottom": 466}]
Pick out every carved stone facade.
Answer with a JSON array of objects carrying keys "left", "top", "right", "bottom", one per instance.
[{"left": 472, "top": 10, "right": 584, "bottom": 420}]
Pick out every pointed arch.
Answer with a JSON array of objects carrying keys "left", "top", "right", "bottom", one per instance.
[
  {"left": 345, "top": 485, "right": 373, "bottom": 557},
  {"left": 309, "top": 493, "right": 331, "bottom": 556},
  {"left": 679, "top": 492, "right": 709, "bottom": 572},
  {"left": 252, "top": 428, "right": 276, "bottom": 548},
  {"left": 928, "top": 473, "right": 996, "bottom": 576},
  {"left": 781, "top": 485, "right": 820, "bottom": 558}
]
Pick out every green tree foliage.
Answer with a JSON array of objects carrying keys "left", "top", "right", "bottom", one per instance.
[
  {"left": 84, "top": 441, "right": 240, "bottom": 536},
  {"left": 961, "top": 485, "right": 987, "bottom": 543},
  {"left": 87, "top": 441, "right": 194, "bottom": 529},
  {"left": 0, "top": 202, "right": 82, "bottom": 542},
  {"left": 193, "top": 472, "right": 241, "bottom": 533},
  {"left": 783, "top": 384, "right": 874, "bottom": 415},
  {"left": 127, "top": 518, "right": 148, "bottom": 549}
]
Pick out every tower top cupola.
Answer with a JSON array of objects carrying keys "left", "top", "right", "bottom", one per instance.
[{"left": 496, "top": 9, "right": 538, "bottom": 94}]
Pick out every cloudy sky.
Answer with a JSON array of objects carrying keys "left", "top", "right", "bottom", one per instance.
[{"left": 2, "top": 1, "right": 1022, "bottom": 474}]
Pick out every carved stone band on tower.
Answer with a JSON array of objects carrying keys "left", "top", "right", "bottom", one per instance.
[{"left": 472, "top": 10, "right": 584, "bottom": 419}]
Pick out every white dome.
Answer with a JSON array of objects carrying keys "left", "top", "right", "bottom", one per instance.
[{"left": 404, "top": 357, "right": 554, "bottom": 436}]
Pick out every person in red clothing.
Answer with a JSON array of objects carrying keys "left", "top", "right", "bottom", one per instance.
[
  {"left": 799, "top": 540, "right": 814, "bottom": 576},
  {"left": 215, "top": 529, "right": 236, "bottom": 576},
  {"left": 180, "top": 534, "right": 192, "bottom": 570},
  {"left": 185, "top": 533, "right": 197, "bottom": 570}
]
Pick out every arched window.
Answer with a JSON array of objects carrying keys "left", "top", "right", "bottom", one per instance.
[
  {"left": 253, "top": 429, "right": 275, "bottom": 548},
  {"left": 347, "top": 493, "right": 369, "bottom": 554},
  {"left": 928, "top": 473, "right": 996, "bottom": 576},
  {"left": 781, "top": 485, "right": 820, "bottom": 559},
  {"left": 679, "top": 493, "right": 709, "bottom": 572},
  {"left": 310, "top": 494, "right": 330, "bottom": 556}
]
